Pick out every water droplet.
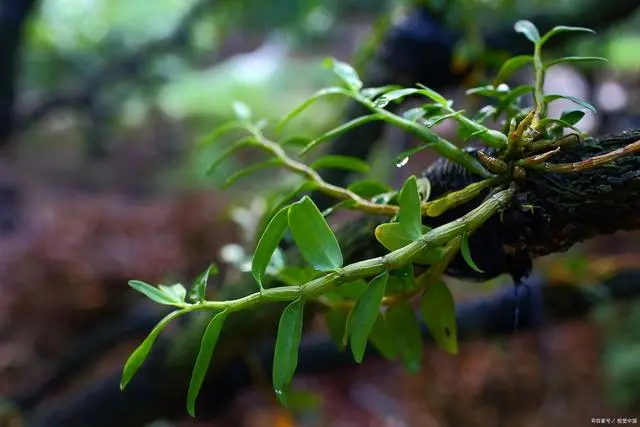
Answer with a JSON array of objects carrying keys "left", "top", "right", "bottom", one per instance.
[
  {"left": 497, "top": 83, "right": 510, "bottom": 93},
  {"left": 274, "top": 388, "right": 288, "bottom": 406},
  {"left": 374, "top": 96, "right": 389, "bottom": 108},
  {"left": 395, "top": 157, "right": 409, "bottom": 168}
]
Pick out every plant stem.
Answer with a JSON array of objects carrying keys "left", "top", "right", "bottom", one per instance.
[{"left": 178, "top": 186, "right": 514, "bottom": 314}]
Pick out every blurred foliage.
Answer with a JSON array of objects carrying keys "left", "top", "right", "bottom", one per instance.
[{"left": 593, "top": 300, "right": 640, "bottom": 409}]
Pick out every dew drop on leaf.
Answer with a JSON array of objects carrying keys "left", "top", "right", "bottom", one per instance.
[
  {"left": 374, "top": 96, "right": 390, "bottom": 108},
  {"left": 395, "top": 157, "right": 409, "bottom": 168}
]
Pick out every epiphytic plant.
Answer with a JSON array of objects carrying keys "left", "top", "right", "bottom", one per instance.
[{"left": 120, "top": 20, "right": 640, "bottom": 417}]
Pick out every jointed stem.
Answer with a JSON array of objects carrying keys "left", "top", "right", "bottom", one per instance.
[{"left": 173, "top": 186, "right": 515, "bottom": 315}]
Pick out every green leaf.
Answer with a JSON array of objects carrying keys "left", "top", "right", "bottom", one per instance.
[
  {"left": 188, "top": 264, "right": 218, "bottom": 303},
  {"left": 232, "top": 100, "right": 252, "bottom": 121},
  {"left": 323, "top": 58, "right": 363, "bottom": 92},
  {"left": 465, "top": 84, "right": 496, "bottom": 97},
  {"left": 415, "top": 84, "right": 449, "bottom": 106},
  {"left": 424, "top": 110, "right": 465, "bottom": 128},
  {"left": 205, "top": 137, "right": 255, "bottom": 176},
  {"left": 332, "top": 279, "right": 369, "bottom": 299},
  {"left": 310, "top": 155, "right": 371, "bottom": 173},
  {"left": 252, "top": 206, "right": 289, "bottom": 290},
  {"left": 473, "top": 105, "right": 498, "bottom": 123},
  {"left": 374, "top": 88, "right": 421, "bottom": 107},
  {"left": 403, "top": 107, "right": 427, "bottom": 122},
  {"left": 540, "top": 25, "right": 596, "bottom": 46},
  {"left": 128, "top": 280, "right": 182, "bottom": 306},
  {"left": 545, "top": 94, "right": 597, "bottom": 114},
  {"left": 514, "top": 20, "right": 540, "bottom": 44},
  {"left": 420, "top": 281, "right": 458, "bottom": 354},
  {"left": 461, "top": 233, "right": 484, "bottom": 273},
  {"left": 394, "top": 144, "right": 435, "bottom": 165},
  {"left": 301, "top": 114, "right": 381, "bottom": 154},
  {"left": 321, "top": 199, "right": 358, "bottom": 217},
  {"left": 388, "top": 264, "right": 415, "bottom": 294},
  {"left": 374, "top": 223, "right": 442, "bottom": 265},
  {"left": 493, "top": 55, "right": 533, "bottom": 86},
  {"left": 121, "top": 310, "right": 185, "bottom": 390},
  {"left": 398, "top": 176, "right": 422, "bottom": 240},
  {"left": 288, "top": 196, "right": 343, "bottom": 271},
  {"left": 222, "top": 159, "right": 281, "bottom": 188},
  {"left": 276, "top": 86, "right": 351, "bottom": 134},
  {"left": 198, "top": 120, "right": 247, "bottom": 147},
  {"left": 538, "top": 117, "right": 583, "bottom": 135},
  {"left": 544, "top": 56, "right": 608, "bottom": 69},
  {"left": 347, "top": 180, "right": 392, "bottom": 198},
  {"left": 325, "top": 308, "right": 349, "bottom": 350},
  {"left": 158, "top": 284, "right": 187, "bottom": 304},
  {"left": 348, "top": 272, "right": 388, "bottom": 363},
  {"left": 273, "top": 299, "right": 305, "bottom": 406},
  {"left": 368, "top": 314, "right": 398, "bottom": 360},
  {"left": 559, "top": 110, "right": 586, "bottom": 126},
  {"left": 386, "top": 302, "right": 424, "bottom": 373},
  {"left": 187, "top": 310, "right": 228, "bottom": 417},
  {"left": 361, "top": 85, "right": 401, "bottom": 99}
]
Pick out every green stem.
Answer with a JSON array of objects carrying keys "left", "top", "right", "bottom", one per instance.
[
  {"left": 354, "top": 95, "right": 493, "bottom": 178},
  {"left": 178, "top": 186, "right": 514, "bottom": 315}
]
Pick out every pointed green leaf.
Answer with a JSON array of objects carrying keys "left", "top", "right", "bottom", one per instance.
[
  {"left": 493, "top": 55, "right": 533, "bottom": 86},
  {"left": 348, "top": 272, "right": 388, "bottom": 363},
  {"left": 540, "top": 25, "right": 596, "bottom": 46},
  {"left": 545, "top": 56, "right": 608, "bottom": 69},
  {"left": 198, "top": 120, "right": 247, "bottom": 147},
  {"left": 232, "top": 101, "right": 252, "bottom": 121},
  {"left": 514, "top": 20, "right": 540, "bottom": 44},
  {"left": 158, "top": 284, "right": 187, "bottom": 304},
  {"left": 188, "top": 264, "right": 218, "bottom": 303},
  {"left": 347, "top": 180, "right": 392, "bottom": 198},
  {"left": 424, "top": 110, "right": 465, "bottom": 128},
  {"left": 288, "top": 196, "right": 343, "bottom": 271},
  {"left": 415, "top": 84, "right": 449, "bottom": 106},
  {"left": 301, "top": 114, "right": 381, "bottom": 154},
  {"left": 321, "top": 199, "right": 358, "bottom": 217},
  {"left": 273, "top": 299, "right": 305, "bottom": 406},
  {"left": 403, "top": 107, "right": 427, "bottom": 122},
  {"left": 187, "top": 310, "right": 229, "bottom": 416},
  {"left": 420, "top": 281, "right": 458, "bottom": 354},
  {"left": 128, "top": 280, "right": 182, "bottom": 306},
  {"left": 394, "top": 143, "right": 435, "bottom": 165},
  {"left": 252, "top": 206, "right": 289, "bottom": 290},
  {"left": 398, "top": 176, "right": 422, "bottom": 240},
  {"left": 545, "top": 94, "right": 597, "bottom": 114},
  {"left": 374, "top": 223, "right": 442, "bottom": 265},
  {"left": 374, "top": 88, "right": 421, "bottom": 107},
  {"left": 205, "top": 137, "right": 255, "bottom": 176},
  {"left": 332, "top": 279, "right": 369, "bottom": 299},
  {"left": 222, "top": 159, "right": 281, "bottom": 189},
  {"left": 325, "top": 308, "right": 348, "bottom": 350},
  {"left": 386, "top": 302, "right": 423, "bottom": 373},
  {"left": 387, "top": 264, "right": 415, "bottom": 294},
  {"left": 276, "top": 86, "right": 351, "bottom": 134},
  {"left": 310, "top": 155, "right": 371, "bottom": 173},
  {"left": 368, "top": 314, "right": 398, "bottom": 360},
  {"left": 461, "top": 232, "right": 484, "bottom": 273},
  {"left": 465, "top": 84, "right": 497, "bottom": 97},
  {"left": 121, "top": 310, "right": 185, "bottom": 390},
  {"left": 361, "top": 85, "right": 401, "bottom": 99},
  {"left": 559, "top": 110, "right": 586, "bottom": 126},
  {"left": 538, "top": 117, "right": 582, "bottom": 134},
  {"left": 323, "top": 58, "right": 363, "bottom": 92}
]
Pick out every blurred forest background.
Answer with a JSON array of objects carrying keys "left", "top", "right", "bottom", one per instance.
[{"left": 1, "top": 0, "right": 640, "bottom": 426}]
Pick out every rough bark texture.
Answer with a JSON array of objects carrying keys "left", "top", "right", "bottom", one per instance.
[{"left": 421, "top": 130, "right": 640, "bottom": 283}]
